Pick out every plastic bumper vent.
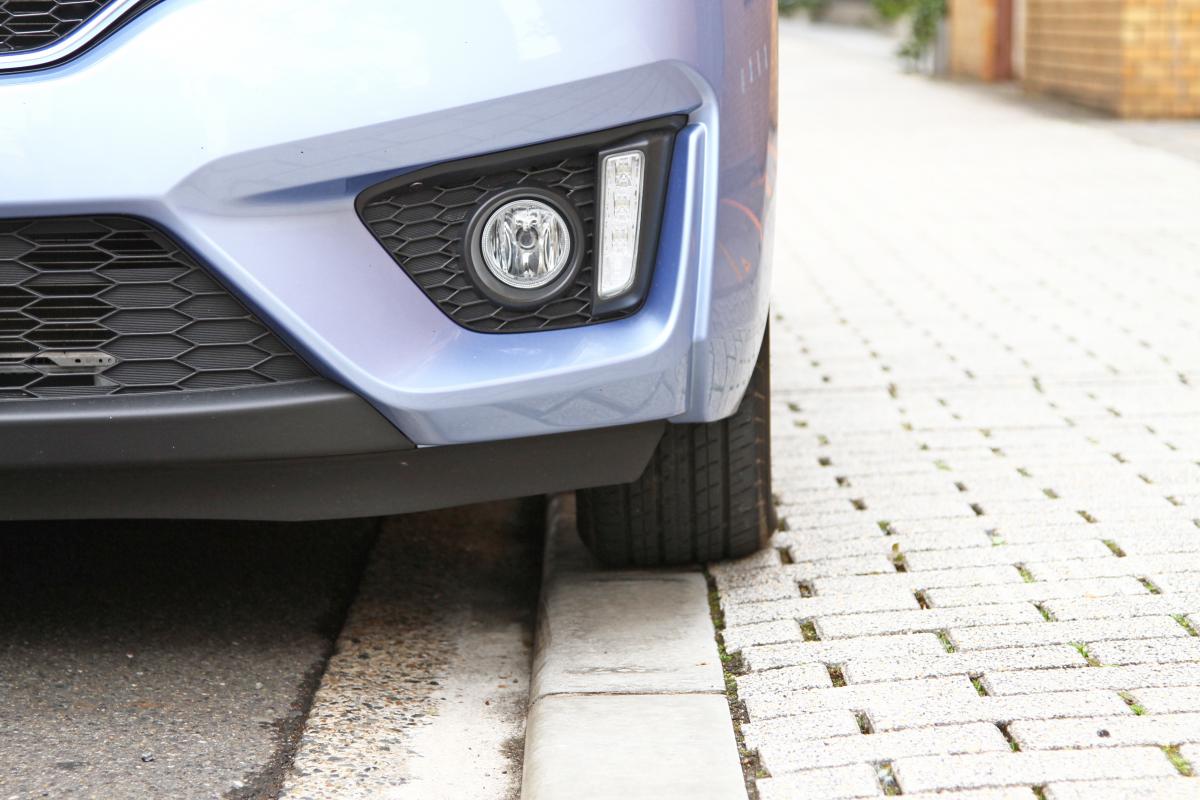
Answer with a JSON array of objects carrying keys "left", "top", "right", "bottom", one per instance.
[{"left": 0, "top": 216, "right": 313, "bottom": 400}]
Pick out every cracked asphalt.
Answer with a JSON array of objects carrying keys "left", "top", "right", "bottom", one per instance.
[
  {"left": 0, "top": 500, "right": 540, "bottom": 800},
  {"left": 0, "top": 517, "right": 375, "bottom": 799}
]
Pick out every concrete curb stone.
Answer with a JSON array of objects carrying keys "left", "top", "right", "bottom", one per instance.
[{"left": 520, "top": 495, "right": 746, "bottom": 800}]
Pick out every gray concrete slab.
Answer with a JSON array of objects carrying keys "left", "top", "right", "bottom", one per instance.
[
  {"left": 532, "top": 507, "right": 722, "bottom": 698},
  {"left": 522, "top": 694, "right": 745, "bottom": 800}
]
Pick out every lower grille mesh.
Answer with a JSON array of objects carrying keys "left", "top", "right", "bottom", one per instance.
[{"left": 0, "top": 216, "right": 313, "bottom": 401}]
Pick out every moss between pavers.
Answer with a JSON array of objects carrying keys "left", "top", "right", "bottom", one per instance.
[{"left": 706, "top": 574, "right": 768, "bottom": 799}]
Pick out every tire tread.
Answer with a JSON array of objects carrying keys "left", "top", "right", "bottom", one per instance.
[{"left": 577, "top": 328, "right": 772, "bottom": 567}]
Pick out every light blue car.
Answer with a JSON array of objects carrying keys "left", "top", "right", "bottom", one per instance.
[{"left": 0, "top": 0, "right": 777, "bottom": 565}]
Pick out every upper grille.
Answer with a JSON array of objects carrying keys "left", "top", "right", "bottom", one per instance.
[
  {"left": 0, "top": 216, "right": 314, "bottom": 401},
  {"left": 0, "top": 0, "right": 109, "bottom": 53},
  {"left": 359, "top": 154, "right": 632, "bottom": 334}
]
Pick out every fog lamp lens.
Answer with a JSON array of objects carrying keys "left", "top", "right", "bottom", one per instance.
[
  {"left": 480, "top": 199, "right": 572, "bottom": 289},
  {"left": 597, "top": 150, "right": 645, "bottom": 299}
]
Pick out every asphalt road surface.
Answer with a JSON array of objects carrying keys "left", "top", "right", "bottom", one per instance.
[{"left": 0, "top": 500, "right": 541, "bottom": 799}]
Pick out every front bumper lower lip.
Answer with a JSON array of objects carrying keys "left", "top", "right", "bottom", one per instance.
[
  {"left": 0, "top": 380, "right": 412, "bottom": 468},
  {"left": 0, "top": 382, "right": 664, "bottom": 521}
]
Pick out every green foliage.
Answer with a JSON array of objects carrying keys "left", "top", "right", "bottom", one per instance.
[
  {"left": 897, "top": 0, "right": 946, "bottom": 61},
  {"left": 869, "top": 0, "right": 946, "bottom": 62},
  {"left": 779, "top": 0, "right": 831, "bottom": 18},
  {"left": 871, "top": 0, "right": 913, "bottom": 21}
]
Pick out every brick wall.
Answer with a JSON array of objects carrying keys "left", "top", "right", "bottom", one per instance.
[{"left": 1024, "top": 0, "right": 1200, "bottom": 117}]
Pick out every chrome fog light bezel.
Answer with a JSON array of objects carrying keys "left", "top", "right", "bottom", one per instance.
[{"left": 463, "top": 186, "right": 585, "bottom": 309}]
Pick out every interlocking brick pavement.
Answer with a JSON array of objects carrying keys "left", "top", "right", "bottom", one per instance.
[{"left": 713, "top": 22, "right": 1200, "bottom": 798}]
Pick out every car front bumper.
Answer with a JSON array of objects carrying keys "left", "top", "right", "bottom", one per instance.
[{"left": 1, "top": 1, "right": 774, "bottom": 468}]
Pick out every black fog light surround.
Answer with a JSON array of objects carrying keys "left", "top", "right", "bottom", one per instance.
[
  {"left": 356, "top": 116, "right": 685, "bottom": 333},
  {"left": 463, "top": 186, "right": 585, "bottom": 309}
]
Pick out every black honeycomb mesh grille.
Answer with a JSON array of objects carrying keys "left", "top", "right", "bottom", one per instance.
[
  {"left": 359, "top": 154, "right": 632, "bottom": 333},
  {"left": 0, "top": 216, "right": 314, "bottom": 401},
  {"left": 0, "top": 0, "right": 109, "bottom": 53}
]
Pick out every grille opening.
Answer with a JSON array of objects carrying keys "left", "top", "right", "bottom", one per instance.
[
  {"left": 0, "top": 0, "right": 111, "bottom": 54},
  {"left": 0, "top": 215, "right": 314, "bottom": 401}
]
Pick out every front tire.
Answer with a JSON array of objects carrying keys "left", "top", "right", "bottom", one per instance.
[{"left": 576, "top": 327, "right": 773, "bottom": 566}]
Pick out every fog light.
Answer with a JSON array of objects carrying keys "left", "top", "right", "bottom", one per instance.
[
  {"left": 480, "top": 199, "right": 571, "bottom": 289},
  {"left": 596, "top": 150, "right": 645, "bottom": 299},
  {"left": 463, "top": 187, "right": 585, "bottom": 309}
]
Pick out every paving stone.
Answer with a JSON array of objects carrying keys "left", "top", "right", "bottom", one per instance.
[
  {"left": 983, "top": 664, "right": 1200, "bottom": 695},
  {"left": 722, "top": 620, "right": 802, "bottom": 653},
  {"left": 903, "top": 541, "right": 1115, "bottom": 571},
  {"left": 1008, "top": 713, "right": 1200, "bottom": 749},
  {"left": 1027, "top": 554, "right": 1200, "bottom": 581},
  {"left": 782, "top": 510, "right": 897, "bottom": 532},
  {"left": 888, "top": 530, "right": 999, "bottom": 552},
  {"left": 705, "top": 547, "right": 784, "bottom": 579},
  {"left": 854, "top": 496, "right": 979, "bottom": 520},
  {"left": 1148, "top": 572, "right": 1200, "bottom": 594},
  {"left": 1041, "top": 593, "right": 1200, "bottom": 621},
  {"left": 742, "top": 676, "right": 980, "bottom": 722},
  {"left": 718, "top": 577, "right": 804, "bottom": 605},
  {"left": 775, "top": 522, "right": 901, "bottom": 544},
  {"left": 1181, "top": 743, "right": 1200, "bottom": 772},
  {"left": 965, "top": 509, "right": 1100, "bottom": 530},
  {"left": 1043, "top": 777, "right": 1200, "bottom": 800},
  {"left": 774, "top": 534, "right": 892, "bottom": 561},
  {"left": 992, "top": 524, "right": 1119, "bottom": 545},
  {"left": 723, "top": 590, "right": 921, "bottom": 627},
  {"left": 758, "top": 723, "right": 1009, "bottom": 774},
  {"left": 869, "top": 691, "right": 1134, "bottom": 731},
  {"left": 742, "top": 633, "right": 946, "bottom": 672},
  {"left": 905, "top": 790, "right": 1038, "bottom": 800},
  {"left": 948, "top": 617, "right": 1190, "bottom": 650},
  {"left": 718, "top": 555, "right": 896, "bottom": 588},
  {"left": 1124, "top": 687, "right": 1200, "bottom": 714},
  {"left": 892, "top": 747, "right": 1178, "bottom": 793},
  {"left": 1088, "top": 637, "right": 1200, "bottom": 665},
  {"left": 813, "top": 566, "right": 1025, "bottom": 595},
  {"left": 923, "top": 577, "right": 1149, "bottom": 608},
  {"left": 779, "top": 529, "right": 997, "bottom": 559},
  {"left": 843, "top": 645, "right": 1085, "bottom": 683},
  {"left": 715, "top": 22, "right": 1200, "bottom": 800},
  {"left": 886, "top": 518, "right": 995, "bottom": 537},
  {"left": 1100, "top": 533, "right": 1200, "bottom": 556},
  {"left": 736, "top": 662, "right": 834, "bottom": 699},
  {"left": 817, "top": 603, "right": 1044, "bottom": 639},
  {"left": 782, "top": 496, "right": 878, "bottom": 517},
  {"left": 742, "top": 712, "right": 862, "bottom": 749},
  {"left": 756, "top": 764, "right": 882, "bottom": 800}
]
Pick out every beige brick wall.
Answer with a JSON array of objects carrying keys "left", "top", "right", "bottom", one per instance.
[{"left": 1024, "top": 0, "right": 1200, "bottom": 117}]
